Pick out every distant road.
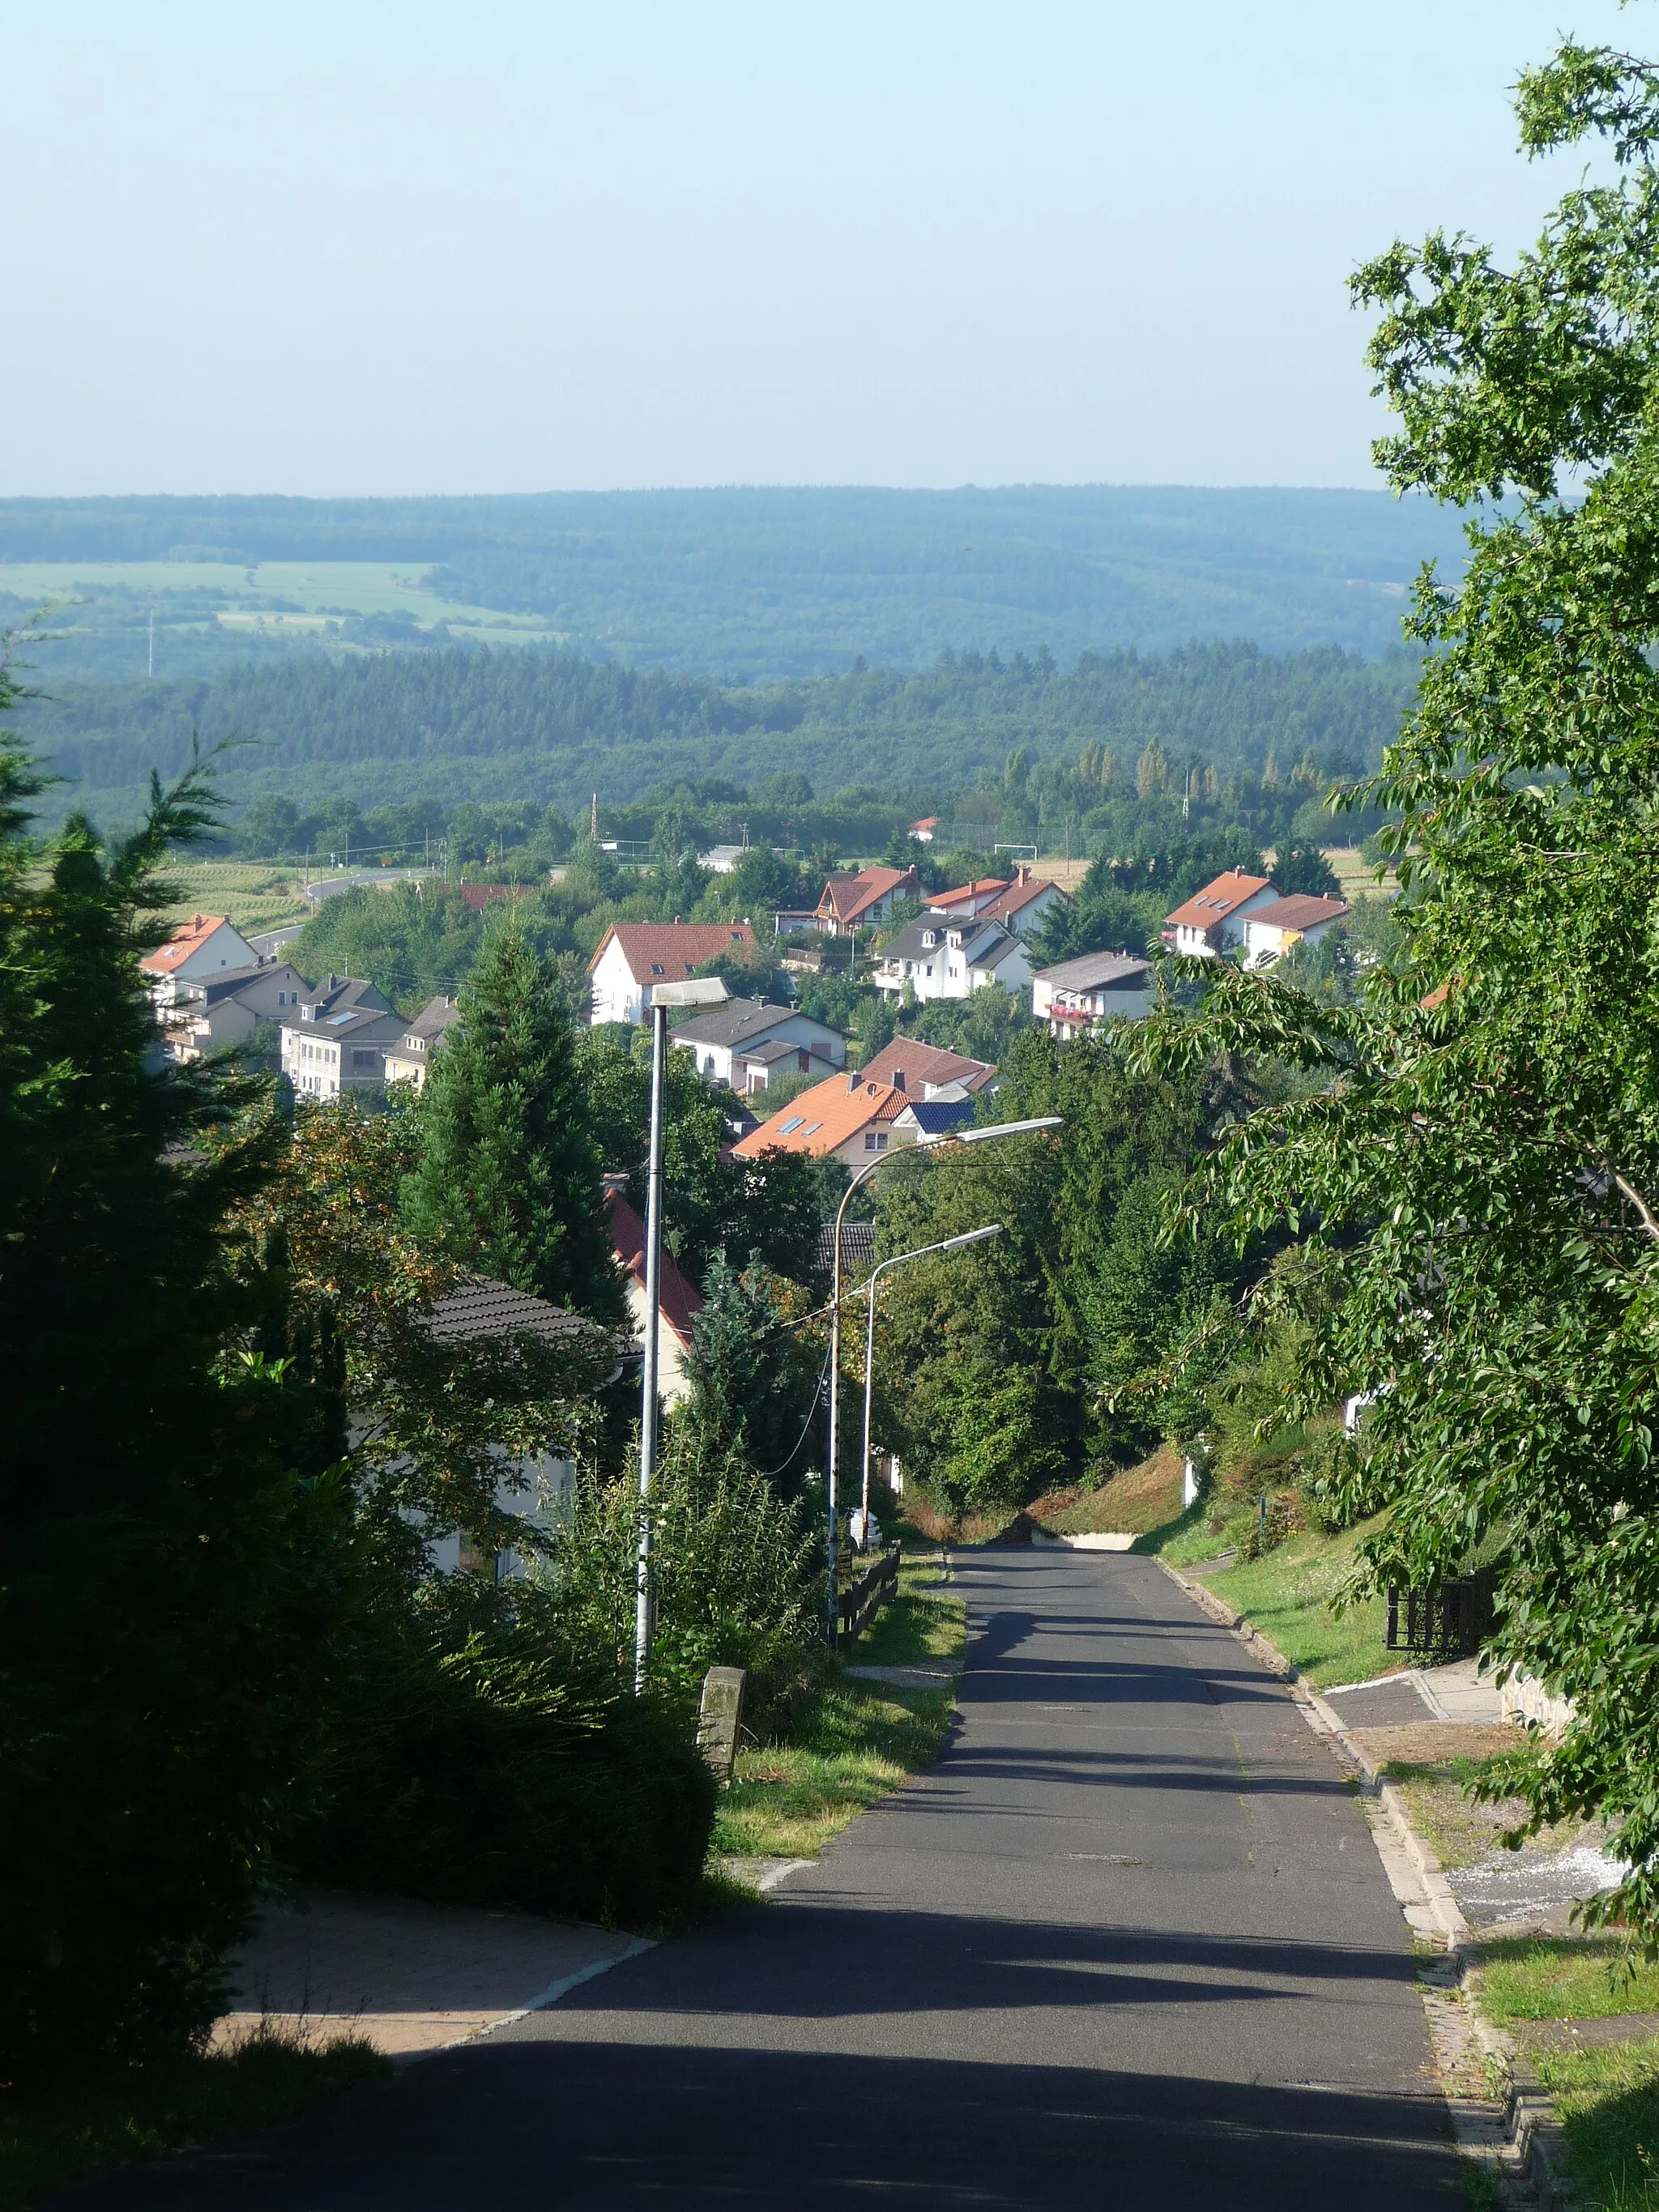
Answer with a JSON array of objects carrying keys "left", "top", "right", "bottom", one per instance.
[
  {"left": 302, "top": 867, "right": 437, "bottom": 904},
  {"left": 63, "top": 1551, "right": 1454, "bottom": 2210}
]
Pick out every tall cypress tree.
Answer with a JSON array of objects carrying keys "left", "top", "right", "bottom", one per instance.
[{"left": 404, "top": 926, "right": 623, "bottom": 1321}]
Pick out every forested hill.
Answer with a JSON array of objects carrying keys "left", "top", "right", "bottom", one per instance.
[
  {"left": 0, "top": 484, "right": 1468, "bottom": 670},
  {"left": 18, "top": 640, "right": 1421, "bottom": 823}
]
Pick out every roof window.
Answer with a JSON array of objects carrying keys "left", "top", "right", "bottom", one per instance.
[{"left": 777, "top": 1116, "right": 805, "bottom": 1135}]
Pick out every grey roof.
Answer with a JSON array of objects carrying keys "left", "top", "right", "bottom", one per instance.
[
  {"left": 395, "top": 995, "right": 461, "bottom": 1051},
  {"left": 743, "top": 1035, "right": 834, "bottom": 1065},
  {"left": 817, "top": 1219, "right": 876, "bottom": 1281},
  {"left": 879, "top": 916, "right": 1024, "bottom": 970},
  {"left": 307, "top": 974, "right": 394, "bottom": 1017},
  {"left": 1034, "top": 951, "right": 1154, "bottom": 991},
  {"left": 671, "top": 997, "right": 841, "bottom": 1051},
  {"left": 284, "top": 1006, "right": 406, "bottom": 1044},
  {"left": 421, "top": 1276, "right": 594, "bottom": 1347},
  {"left": 190, "top": 959, "right": 308, "bottom": 1006}
]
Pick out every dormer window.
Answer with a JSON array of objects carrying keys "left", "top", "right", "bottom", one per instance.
[
  {"left": 650, "top": 963, "right": 665, "bottom": 976},
  {"left": 922, "top": 931, "right": 936, "bottom": 948}
]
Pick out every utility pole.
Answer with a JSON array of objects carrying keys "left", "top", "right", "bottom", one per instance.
[
  {"left": 147, "top": 610, "right": 155, "bottom": 679},
  {"left": 591, "top": 791, "right": 599, "bottom": 843}
]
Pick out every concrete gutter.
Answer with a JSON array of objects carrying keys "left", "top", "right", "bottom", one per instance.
[{"left": 1155, "top": 1554, "right": 1583, "bottom": 2209}]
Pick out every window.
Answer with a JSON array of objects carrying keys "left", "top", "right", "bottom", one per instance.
[
  {"left": 777, "top": 1116, "right": 805, "bottom": 1135},
  {"left": 352, "top": 1049, "right": 374, "bottom": 1068},
  {"left": 801, "top": 1122, "right": 821, "bottom": 1137},
  {"left": 650, "top": 963, "right": 664, "bottom": 976},
  {"left": 864, "top": 1131, "right": 889, "bottom": 1153},
  {"left": 922, "top": 931, "right": 936, "bottom": 948}
]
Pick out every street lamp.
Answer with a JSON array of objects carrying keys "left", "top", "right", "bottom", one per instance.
[
  {"left": 824, "top": 1114, "right": 1061, "bottom": 1634},
  {"left": 634, "top": 974, "right": 730, "bottom": 1693},
  {"left": 858, "top": 1223, "right": 1004, "bottom": 1545}
]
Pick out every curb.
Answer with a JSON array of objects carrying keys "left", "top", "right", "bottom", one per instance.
[{"left": 1154, "top": 1554, "right": 1582, "bottom": 2207}]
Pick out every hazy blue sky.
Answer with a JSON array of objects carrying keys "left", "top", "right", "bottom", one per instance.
[{"left": 2, "top": 1, "right": 1640, "bottom": 497}]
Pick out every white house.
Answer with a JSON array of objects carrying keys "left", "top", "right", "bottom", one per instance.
[
  {"left": 140, "top": 913, "right": 259, "bottom": 1009},
  {"left": 668, "top": 996, "right": 847, "bottom": 1089},
  {"left": 907, "top": 816, "right": 940, "bottom": 843},
  {"left": 604, "top": 1185, "right": 702, "bottom": 1405},
  {"left": 812, "top": 864, "right": 919, "bottom": 937},
  {"left": 735, "top": 1038, "right": 842, "bottom": 1093},
  {"left": 872, "top": 915, "right": 1034, "bottom": 1004},
  {"left": 588, "top": 923, "right": 758, "bottom": 1026},
  {"left": 1162, "top": 871, "right": 1277, "bottom": 958},
  {"left": 1239, "top": 893, "right": 1351, "bottom": 969},
  {"left": 1031, "top": 950, "right": 1156, "bottom": 1038},
  {"left": 925, "top": 867, "right": 1069, "bottom": 942}
]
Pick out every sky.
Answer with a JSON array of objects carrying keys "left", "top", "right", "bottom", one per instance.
[{"left": 1, "top": 0, "right": 1643, "bottom": 497}]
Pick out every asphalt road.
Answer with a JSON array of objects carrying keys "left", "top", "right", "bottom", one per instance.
[{"left": 63, "top": 1550, "right": 1456, "bottom": 2210}]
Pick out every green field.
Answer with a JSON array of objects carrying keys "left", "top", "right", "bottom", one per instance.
[{"left": 0, "top": 560, "right": 562, "bottom": 646}]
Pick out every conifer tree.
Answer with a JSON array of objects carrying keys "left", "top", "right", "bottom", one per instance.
[{"left": 404, "top": 924, "right": 623, "bottom": 1321}]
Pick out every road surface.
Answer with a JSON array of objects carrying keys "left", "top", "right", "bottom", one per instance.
[{"left": 64, "top": 1550, "right": 1455, "bottom": 2210}]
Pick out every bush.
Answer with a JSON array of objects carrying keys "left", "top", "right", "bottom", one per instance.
[
  {"left": 296, "top": 1580, "right": 715, "bottom": 1929},
  {"left": 547, "top": 1426, "right": 826, "bottom": 1725}
]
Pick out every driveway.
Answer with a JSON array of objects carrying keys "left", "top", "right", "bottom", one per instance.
[{"left": 61, "top": 1551, "right": 1455, "bottom": 2209}]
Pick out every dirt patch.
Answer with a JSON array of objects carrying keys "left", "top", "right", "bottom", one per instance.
[{"left": 1354, "top": 1722, "right": 1524, "bottom": 1770}]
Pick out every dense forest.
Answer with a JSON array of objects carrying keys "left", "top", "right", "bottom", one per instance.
[
  {"left": 0, "top": 484, "right": 1470, "bottom": 674},
  {"left": 16, "top": 638, "right": 1419, "bottom": 835}
]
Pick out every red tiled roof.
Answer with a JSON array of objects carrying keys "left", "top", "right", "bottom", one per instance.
[
  {"left": 815, "top": 865, "right": 917, "bottom": 924},
  {"left": 908, "top": 816, "right": 940, "bottom": 833},
  {"left": 588, "top": 922, "right": 757, "bottom": 982},
  {"left": 986, "top": 875, "right": 1064, "bottom": 922},
  {"left": 603, "top": 1187, "right": 705, "bottom": 1345},
  {"left": 458, "top": 884, "right": 532, "bottom": 912},
  {"left": 1163, "top": 872, "right": 1273, "bottom": 931},
  {"left": 731, "top": 1072, "right": 910, "bottom": 1158},
  {"left": 140, "top": 914, "right": 233, "bottom": 975},
  {"left": 928, "top": 877, "right": 1009, "bottom": 910},
  {"left": 858, "top": 1038, "right": 997, "bottom": 1095},
  {"left": 1245, "top": 893, "right": 1350, "bottom": 932}
]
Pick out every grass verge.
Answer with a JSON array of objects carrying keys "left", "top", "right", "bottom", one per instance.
[
  {"left": 0, "top": 2029, "right": 388, "bottom": 2210},
  {"left": 711, "top": 1553, "right": 965, "bottom": 1863},
  {"left": 1378, "top": 1748, "right": 1578, "bottom": 1873},
  {"left": 1473, "top": 1937, "right": 1659, "bottom": 2209},
  {"left": 1032, "top": 1448, "right": 1185, "bottom": 1538},
  {"left": 1135, "top": 1514, "right": 1395, "bottom": 1687}
]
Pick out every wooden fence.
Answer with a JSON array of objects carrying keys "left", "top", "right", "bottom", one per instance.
[{"left": 838, "top": 1544, "right": 902, "bottom": 1646}]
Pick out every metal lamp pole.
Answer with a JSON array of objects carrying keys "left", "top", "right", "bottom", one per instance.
[
  {"left": 824, "top": 1114, "right": 1061, "bottom": 1635},
  {"left": 859, "top": 1223, "right": 1004, "bottom": 1542},
  {"left": 633, "top": 974, "right": 730, "bottom": 1694}
]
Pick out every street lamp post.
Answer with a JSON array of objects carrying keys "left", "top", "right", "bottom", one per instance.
[
  {"left": 858, "top": 1223, "right": 1004, "bottom": 1545},
  {"left": 633, "top": 974, "right": 730, "bottom": 1694},
  {"left": 824, "top": 1114, "right": 1061, "bottom": 1635}
]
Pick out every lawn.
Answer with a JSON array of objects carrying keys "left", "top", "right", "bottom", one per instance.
[
  {"left": 0, "top": 2031, "right": 386, "bottom": 2211},
  {"left": 1473, "top": 1937, "right": 1659, "bottom": 2210},
  {"left": 1137, "top": 1514, "right": 1396, "bottom": 1688},
  {"left": 711, "top": 1552, "right": 964, "bottom": 1863},
  {"left": 1034, "top": 1447, "right": 1186, "bottom": 1537}
]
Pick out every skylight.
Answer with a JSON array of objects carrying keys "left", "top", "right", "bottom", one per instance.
[{"left": 777, "top": 1116, "right": 805, "bottom": 1134}]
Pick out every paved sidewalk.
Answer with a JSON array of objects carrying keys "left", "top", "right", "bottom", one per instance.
[{"left": 218, "top": 1890, "right": 646, "bottom": 2056}]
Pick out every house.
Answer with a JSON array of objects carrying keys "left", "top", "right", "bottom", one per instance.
[
  {"left": 165, "top": 959, "right": 313, "bottom": 1059},
  {"left": 1239, "top": 893, "right": 1351, "bottom": 969},
  {"left": 735, "top": 1038, "right": 842, "bottom": 1094},
  {"left": 731, "top": 1070, "right": 913, "bottom": 1168},
  {"left": 383, "top": 995, "right": 462, "bottom": 1090},
  {"left": 1162, "top": 871, "right": 1277, "bottom": 957},
  {"left": 871, "top": 914, "right": 1034, "bottom": 1004},
  {"left": 280, "top": 983, "right": 406, "bottom": 1098},
  {"left": 667, "top": 997, "right": 846, "bottom": 1089},
  {"left": 140, "top": 914, "right": 259, "bottom": 1008},
  {"left": 698, "top": 844, "right": 746, "bottom": 874},
  {"left": 603, "top": 1184, "right": 702, "bottom": 1406},
  {"left": 588, "top": 923, "right": 758, "bottom": 1026},
  {"left": 983, "top": 867, "right": 1070, "bottom": 940},
  {"left": 812, "top": 864, "right": 919, "bottom": 938},
  {"left": 416, "top": 1276, "right": 621, "bottom": 1576},
  {"left": 458, "top": 884, "right": 533, "bottom": 913},
  {"left": 858, "top": 1037, "right": 998, "bottom": 1099},
  {"left": 907, "top": 817, "right": 940, "bottom": 843},
  {"left": 926, "top": 877, "right": 1009, "bottom": 921},
  {"left": 1031, "top": 950, "right": 1156, "bottom": 1037},
  {"left": 893, "top": 1096, "right": 978, "bottom": 1140}
]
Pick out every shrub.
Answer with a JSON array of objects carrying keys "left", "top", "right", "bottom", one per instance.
[{"left": 296, "top": 1579, "right": 715, "bottom": 1929}]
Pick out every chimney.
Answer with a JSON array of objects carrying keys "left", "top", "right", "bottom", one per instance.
[
  {"left": 891, "top": 1068, "right": 906, "bottom": 1092},
  {"left": 1017, "top": 863, "right": 1030, "bottom": 885},
  {"left": 848, "top": 1071, "right": 862, "bottom": 1095}
]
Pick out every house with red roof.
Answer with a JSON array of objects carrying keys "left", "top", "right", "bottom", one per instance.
[
  {"left": 928, "top": 866, "right": 1069, "bottom": 941},
  {"left": 811, "top": 864, "right": 919, "bottom": 938},
  {"left": 731, "top": 1070, "right": 913, "bottom": 1169},
  {"left": 858, "top": 1037, "right": 998, "bottom": 1099},
  {"left": 1162, "top": 871, "right": 1277, "bottom": 958},
  {"left": 140, "top": 913, "right": 259, "bottom": 1008},
  {"left": 603, "top": 1183, "right": 703, "bottom": 1404},
  {"left": 907, "top": 816, "right": 940, "bottom": 843},
  {"left": 587, "top": 922, "right": 758, "bottom": 1026}
]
